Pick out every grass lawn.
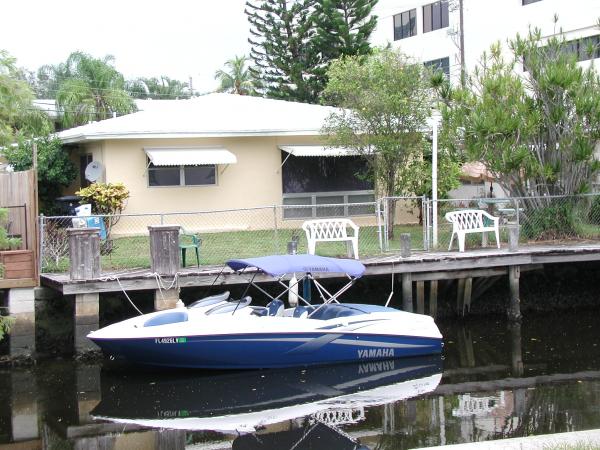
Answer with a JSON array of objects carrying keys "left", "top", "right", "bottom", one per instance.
[{"left": 42, "top": 224, "right": 425, "bottom": 272}]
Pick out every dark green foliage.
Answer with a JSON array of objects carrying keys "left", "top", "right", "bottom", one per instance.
[
  {"left": 521, "top": 202, "right": 578, "bottom": 240},
  {"left": 588, "top": 195, "right": 600, "bottom": 225},
  {"left": 246, "top": 0, "right": 319, "bottom": 103},
  {"left": 3, "top": 136, "right": 77, "bottom": 214},
  {"left": 311, "top": 0, "right": 378, "bottom": 99},
  {"left": 245, "top": 0, "right": 378, "bottom": 103},
  {"left": 439, "top": 26, "right": 600, "bottom": 199}
]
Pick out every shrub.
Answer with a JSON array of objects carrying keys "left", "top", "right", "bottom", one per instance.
[
  {"left": 521, "top": 203, "right": 579, "bottom": 240},
  {"left": 588, "top": 195, "right": 600, "bottom": 225},
  {"left": 76, "top": 182, "right": 129, "bottom": 216}
]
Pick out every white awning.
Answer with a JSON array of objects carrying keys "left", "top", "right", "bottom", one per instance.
[
  {"left": 144, "top": 148, "right": 237, "bottom": 166},
  {"left": 279, "top": 145, "right": 361, "bottom": 157}
]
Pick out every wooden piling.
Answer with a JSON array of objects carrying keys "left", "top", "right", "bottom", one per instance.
[
  {"left": 416, "top": 281, "right": 425, "bottom": 314},
  {"left": 400, "top": 233, "right": 411, "bottom": 258},
  {"left": 148, "top": 225, "right": 181, "bottom": 275},
  {"left": 429, "top": 280, "right": 438, "bottom": 318},
  {"left": 508, "top": 265, "right": 522, "bottom": 321},
  {"left": 401, "top": 273, "right": 413, "bottom": 312},
  {"left": 456, "top": 278, "right": 465, "bottom": 315},
  {"left": 68, "top": 228, "right": 100, "bottom": 281},
  {"left": 463, "top": 277, "right": 473, "bottom": 315}
]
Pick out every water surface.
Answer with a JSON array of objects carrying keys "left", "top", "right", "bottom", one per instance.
[{"left": 2, "top": 310, "right": 600, "bottom": 449}]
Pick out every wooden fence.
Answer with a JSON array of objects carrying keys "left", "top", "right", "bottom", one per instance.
[{"left": 0, "top": 169, "right": 39, "bottom": 287}]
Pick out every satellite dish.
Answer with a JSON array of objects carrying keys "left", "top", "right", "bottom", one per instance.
[{"left": 85, "top": 161, "right": 104, "bottom": 182}]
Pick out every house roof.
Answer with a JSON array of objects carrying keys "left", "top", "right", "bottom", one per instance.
[{"left": 57, "top": 93, "right": 341, "bottom": 144}]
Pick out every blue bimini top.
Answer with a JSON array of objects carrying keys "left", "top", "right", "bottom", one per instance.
[{"left": 226, "top": 254, "right": 366, "bottom": 278}]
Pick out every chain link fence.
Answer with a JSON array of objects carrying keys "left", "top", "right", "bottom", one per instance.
[
  {"left": 425, "top": 194, "right": 600, "bottom": 251},
  {"left": 40, "top": 202, "right": 387, "bottom": 273},
  {"left": 39, "top": 194, "right": 600, "bottom": 273}
]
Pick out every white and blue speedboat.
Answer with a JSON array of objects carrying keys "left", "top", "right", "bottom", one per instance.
[{"left": 88, "top": 254, "right": 443, "bottom": 369}]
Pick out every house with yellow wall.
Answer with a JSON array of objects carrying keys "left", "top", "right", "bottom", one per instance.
[{"left": 56, "top": 93, "right": 381, "bottom": 234}]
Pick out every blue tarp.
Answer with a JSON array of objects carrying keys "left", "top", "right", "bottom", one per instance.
[{"left": 226, "top": 254, "right": 366, "bottom": 278}]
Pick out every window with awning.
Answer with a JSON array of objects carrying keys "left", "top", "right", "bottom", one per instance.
[
  {"left": 278, "top": 146, "right": 374, "bottom": 219},
  {"left": 144, "top": 148, "right": 237, "bottom": 187}
]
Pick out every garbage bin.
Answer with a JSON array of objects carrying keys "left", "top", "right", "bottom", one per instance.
[{"left": 55, "top": 195, "right": 82, "bottom": 216}]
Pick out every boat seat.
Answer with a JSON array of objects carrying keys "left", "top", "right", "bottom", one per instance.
[
  {"left": 292, "top": 306, "right": 313, "bottom": 318},
  {"left": 206, "top": 296, "right": 252, "bottom": 315},
  {"left": 308, "top": 304, "right": 363, "bottom": 321},
  {"left": 188, "top": 291, "right": 230, "bottom": 309},
  {"left": 144, "top": 311, "right": 189, "bottom": 327},
  {"left": 266, "top": 299, "right": 284, "bottom": 316}
]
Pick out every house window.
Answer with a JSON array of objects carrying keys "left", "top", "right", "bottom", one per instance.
[
  {"left": 522, "top": 0, "right": 542, "bottom": 4},
  {"left": 424, "top": 57, "right": 450, "bottom": 78},
  {"left": 79, "top": 153, "right": 93, "bottom": 188},
  {"left": 394, "top": 9, "right": 417, "bottom": 41},
  {"left": 423, "top": 1, "right": 448, "bottom": 33},
  {"left": 148, "top": 161, "right": 216, "bottom": 186},
  {"left": 281, "top": 152, "right": 374, "bottom": 219}
]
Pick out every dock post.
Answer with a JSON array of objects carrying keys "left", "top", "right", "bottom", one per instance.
[
  {"left": 148, "top": 225, "right": 181, "bottom": 310},
  {"left": 429, "top": 280, "right": 438, "bottom": 318},
  {"left": 508, "top": 265, "right": 522, "bottom": 321},
  {"left": 67, "top": 228, "right": 101, "bottom": 352},
  {"left": 463, "top": 277, "right": 473, "bottom": 315},
  {"left": 401, "top": 273, "right": 413, "bottom": 312},
  {"left": 456, "top": 279, "right": 465, "bottom": 315},
  {"left": 68, "top": 228, "right": 100, "bottom": 281},
  {"left": 6, "top": 287, "right": 36, "bottom": 358},
  {"left": 400, "top": 233, "right": 411, "bottom": 258},
  {"left": 416, "top": 281, "right": 425, "bottom": 314}
]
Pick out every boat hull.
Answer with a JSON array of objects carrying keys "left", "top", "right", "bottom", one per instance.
[{"left": 90, "top": 330, "right": 442, "bottom": 369}]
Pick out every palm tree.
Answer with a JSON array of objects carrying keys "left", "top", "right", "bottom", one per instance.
[
  {"left": 51, "top": 52, "right": 136, "bottom": 128},
  {"left": 214, "top": 55, "right": 256, "bottom": 95},
  {"left": 126, "top": 76, "right": 191, "bottom": 99}
]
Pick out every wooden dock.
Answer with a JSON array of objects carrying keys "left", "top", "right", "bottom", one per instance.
[{"left": 40, "top": 243, "right": 600, "bottom": 295}]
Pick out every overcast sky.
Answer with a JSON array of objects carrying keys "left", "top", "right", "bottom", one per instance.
[{"left": 1, "top": 0, "right": 252, "bottom": 93}]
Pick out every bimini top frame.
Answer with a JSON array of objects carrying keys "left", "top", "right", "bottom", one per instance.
[{"left": 225, "top": 254, "right": 366, "bottom": 312}]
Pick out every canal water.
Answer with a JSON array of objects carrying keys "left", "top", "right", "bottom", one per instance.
[{"left": 1, "top": 309, "right": 600, "bottom": 449}]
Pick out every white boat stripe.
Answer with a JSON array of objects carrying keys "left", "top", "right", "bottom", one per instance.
[{"left": 333, "top": 339, "right": 432, "bottom": 349}]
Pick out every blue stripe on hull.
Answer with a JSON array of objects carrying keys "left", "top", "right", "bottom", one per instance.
[{"left": 91, "top": 332, "right": 442, "bottom": 369}]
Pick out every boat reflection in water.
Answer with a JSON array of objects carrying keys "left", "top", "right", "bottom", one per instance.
[{"left": 92, "top": 355, "right": 442, "bottom": 439}]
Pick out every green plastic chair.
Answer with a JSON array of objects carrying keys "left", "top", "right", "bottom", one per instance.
[{"left": 179, "top": 231, "right": 202, "bottom": 267}]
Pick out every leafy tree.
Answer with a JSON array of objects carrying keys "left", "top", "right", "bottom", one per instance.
[
  {"left": 438, "top": 27, "right": 600, "bottom": 207},
  {"left": 246, "top": 0, "right": 319, "bottom": 103},
  {"left": 42, "top": 52, "right": 136, "bottom": 128},
  {"left": 0, "top": 50, "right": 51, "bottom": 146},
  {"left": 322, "top": 48, "right": 459, "bottom": 234},
  {"left": 214, "top": 55, "right": 257, "bottom": 95},
  {"left": 127, "top": 76, "right": 191, "bottom": 99},
  {"left": 3, "top": 136, "right": 77, "bottom": 214}
]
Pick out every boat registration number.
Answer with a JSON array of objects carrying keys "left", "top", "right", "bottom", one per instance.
[{"left": 155, "top": 337, "right": 187, "bottom": 344}]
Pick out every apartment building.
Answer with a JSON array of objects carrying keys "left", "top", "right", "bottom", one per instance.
[{"left": 371, "top": 0, "right": 600, "bottom": 83}]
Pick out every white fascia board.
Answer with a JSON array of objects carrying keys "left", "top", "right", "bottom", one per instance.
[{"left": 58, "top": 129, "right": 324, "bottom": 144}]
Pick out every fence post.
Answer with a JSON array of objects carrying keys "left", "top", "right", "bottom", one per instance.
[
  {"left": 376, "top": 199, "right": 383, "bottom": 252},
  {"left": 382, "top": 198, "right": 389, "bottom": 252},
  {"left": 39, "top": 214, "right": 44, "bottom": 274},
  {"left": 273, "top": 205, "right": 279, "bottom": 255},
  {"left": 422, "top": 196, "right": 428, "bottom": 251}
]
